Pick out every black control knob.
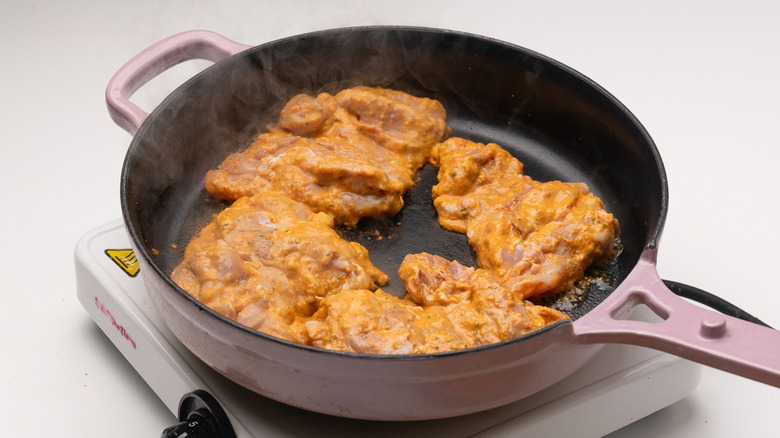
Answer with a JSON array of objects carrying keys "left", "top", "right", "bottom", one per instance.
[{"left": 161, "top": 390, "right": 236, "bottom": 438}]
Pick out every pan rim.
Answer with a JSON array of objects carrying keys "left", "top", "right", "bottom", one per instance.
[{"left": 121, "top": 25, "right": 668, "bottom": 361}]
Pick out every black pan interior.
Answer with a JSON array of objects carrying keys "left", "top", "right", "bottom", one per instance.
[{"left": 122, "top": 27, "right": 667, "bottom": 320}]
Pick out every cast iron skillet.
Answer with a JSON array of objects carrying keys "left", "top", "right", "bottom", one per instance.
[{"left": 107, "top": 27, "right": 780, "bottom": 420}]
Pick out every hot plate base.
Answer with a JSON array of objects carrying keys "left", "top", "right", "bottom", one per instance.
[{"left": 75, "top": 220, "right": 701, "bottom": 437}]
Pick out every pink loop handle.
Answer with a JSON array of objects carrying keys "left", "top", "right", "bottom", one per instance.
[
  {"left": 106, "top": 30, "right": 252, "bottom": 135},
  {"left": 575, "top": 248, "right": 780, "bottom": 387}
]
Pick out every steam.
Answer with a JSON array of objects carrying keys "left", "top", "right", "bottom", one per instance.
[{"left": 126, "top": 27, "right": 548, "bottom": 274}]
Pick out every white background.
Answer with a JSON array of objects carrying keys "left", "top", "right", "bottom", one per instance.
[{"left": 1, "top": 0, "right": 778, "bottom": 436}]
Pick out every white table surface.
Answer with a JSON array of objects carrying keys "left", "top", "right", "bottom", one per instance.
[{"left": 2, "top": 1, "right": 778, "bottom": 436}]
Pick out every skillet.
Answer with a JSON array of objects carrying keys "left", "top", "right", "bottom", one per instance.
[{"left": 107, "top": 27, "right": 780, "bottom": 420}]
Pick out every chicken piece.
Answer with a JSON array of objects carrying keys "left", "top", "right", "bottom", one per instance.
[
  {"left": 204, "top": 87, "right": 449, "bottom": 226},
  {"left": 305, "top": 253, "right": 569, "bottom": 354},
  {"left": 430, "top": 138, "right": 533, "bottom": 233},
  {"left": 501, "top": 181, "right": 619, "bottom": 297},
  {"left": 277, "top": 93, "right": 338, "bottom": 136},
  {"left": 305, "top": 289, "right": 439, "bottom": 354},
  {"left": 333, "top": 87, "right": 450, "bottom": 171},
  {"left": 432, "top": 138, "right": 619, "bottom": 299},
  {"left": 204, "top": 130, "right": 413, "bottom": 226},
  {"left": 279, "top": 87, "right": 450, "bottom": 170},
  {"left": 171, "top": 192, "right": 389, "bottom": 342},
  {"left": 171, "top": 237, "right": 306, "bottom": 342},
  {"left": 399, "top": 253, "right": 571, "bottom": 343}
]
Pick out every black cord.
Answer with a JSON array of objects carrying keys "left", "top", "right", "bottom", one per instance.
[{"left": 663, "top": 279, "right": 772, "bottom": 329}]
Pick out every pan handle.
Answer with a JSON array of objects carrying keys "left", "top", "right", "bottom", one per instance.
[
  {"left": 573, "top": 248, "right": 780, "bottom": 388},
  {"left": 105, "top": 30, "right": 252, "bottom": 135}
]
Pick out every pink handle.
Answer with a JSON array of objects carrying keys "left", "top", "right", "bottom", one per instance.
[
  {"left": 574, "top": 248, "right": 780, "bottom": 387},
  {"left": 106, "top": 30, "right": 252, "bottom": 135}
]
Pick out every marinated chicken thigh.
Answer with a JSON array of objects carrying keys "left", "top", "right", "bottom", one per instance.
[
  {"left": 333, "top": 87, "right": 450, "bottom": 171},
  {"left": 399, "top": 253, "right": 571, "bottom": 343},
  {"left": 431, "top": 138, "right": 619, "bottom": 299},
  {"left": 171, "top": 192, "right": 388, "bottom": 343},
  {"left": 204, "top": 87, "right": 449, "bottom": 226},
  {"left": 305, "top": 253, "right": 569, "bottom": 354}
]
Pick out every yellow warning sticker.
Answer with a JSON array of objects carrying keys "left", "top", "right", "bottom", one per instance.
[{"left": 105, "top": 249, "right": 139, "bottom": 277}]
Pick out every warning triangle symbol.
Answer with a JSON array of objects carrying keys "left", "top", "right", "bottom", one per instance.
[{"left": 105, "top": 249, "right": 140, "bottom": 277}]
